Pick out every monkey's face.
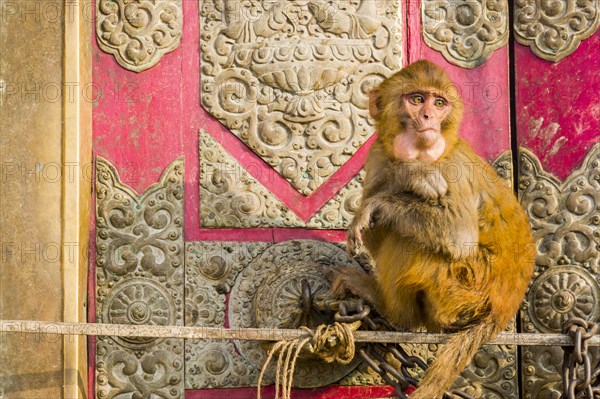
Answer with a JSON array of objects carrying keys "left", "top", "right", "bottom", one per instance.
[
  {"left": 370, "top": 60, "right": 463, "bottom": 164},
  {"left": 390, "top": 90, "right": 453, "bottom": 163}
]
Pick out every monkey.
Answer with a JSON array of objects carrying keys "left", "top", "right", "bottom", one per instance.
[{"left": 331, "top": 60, "right": 535, "bottom": 399}]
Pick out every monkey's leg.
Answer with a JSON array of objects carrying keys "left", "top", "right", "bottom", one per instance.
[{"left": 408, "top": 282, "right": 501, "bottom": 399}]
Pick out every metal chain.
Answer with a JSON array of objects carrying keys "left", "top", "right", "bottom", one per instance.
[
  {"left": 320, "top": 291, "right": 600, "bottom": 398},
  {"left": 333, "top": 298, "right": 474, "bottom": 399},
  {"left": 561, "top": 317, "right": 600, "bottom": 399}
]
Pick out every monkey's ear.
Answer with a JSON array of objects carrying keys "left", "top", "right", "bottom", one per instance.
[{"left": 368, "top": 88, "right": 380, "bottom": 119}]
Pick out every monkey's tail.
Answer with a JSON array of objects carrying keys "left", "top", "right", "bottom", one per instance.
[{"left": 408, "top": 321, "right": 501, "bottom": 399}]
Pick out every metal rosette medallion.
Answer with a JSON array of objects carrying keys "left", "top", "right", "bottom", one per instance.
[
  {"left": 102, "top": 277, "right": 176, "bottom": 349},
  {"left": 525, "top": 266, "right": 600, "bottom": 333},
  {"left": 228, "top": 240, "right": 364, "bottom": 387}
]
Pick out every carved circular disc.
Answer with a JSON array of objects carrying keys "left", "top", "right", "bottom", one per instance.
[
  {"left": 102, "top": 278, "right": 175, "bottom": 349},
  {"left": 527, "top": 266, "right": 600, "bottom": 333},
  {"left": 229, "top": 240, "right": 363, "bottom": 387}
]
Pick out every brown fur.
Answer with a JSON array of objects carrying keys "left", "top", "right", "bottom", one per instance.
[{"left": 334, "top": 61, "right": 535, "bottom": 398}]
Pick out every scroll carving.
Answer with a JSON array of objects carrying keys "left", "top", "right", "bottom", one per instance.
[
  {"left": 96, "top": 0, "right": 183, "bottom": 72},
  {"left": 421, "top": 0, "right": 509, "bottom": 68},
  {"left": 199, "top": 130, "right": 304, "bottom": 228},
  {"left": 95, "top": 157, "right": 184, "bottom": 398},
  {"left": 518, "top": 143, "right": 600, "bottom": 398},
  {"left": 200, "top": 130, "right": 364, "bottom": 228},
  {"left": 514, "top": 0, "right": 600, "bottom": 62},
  {"left": 185, "top": 241, "right": 272, "bottom": 389},
  {"left": 200, "top": 0, "right": 402, "bottom": 194},
  {"left": 307, "top": 170, "right": 365, "bottom": 229}
]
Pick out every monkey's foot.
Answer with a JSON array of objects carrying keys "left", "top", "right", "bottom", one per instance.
[{"left": 329, "top": 267, "right": 380, "bottom": 306}]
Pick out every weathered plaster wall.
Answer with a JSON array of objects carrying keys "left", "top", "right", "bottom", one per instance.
[{"left": 0, "top": 0, "right": 64, "bottom": 397}]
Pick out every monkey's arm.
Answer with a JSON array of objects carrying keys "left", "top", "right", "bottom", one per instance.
[
  {"left": 350, "top": 192, "right": 479, "bottom": 259},
  {"left": 389, "top": 161, "right": 448, "bottom": 201}
]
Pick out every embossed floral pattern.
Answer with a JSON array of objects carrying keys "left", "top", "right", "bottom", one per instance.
[
  {"left": 185, "top": 240, "right": 381, "bottom": 389},
  {"left": 527, "top": 267, "right": 599, "bottom": 333},
  {"left": 519, "top": 144, "right": 600, "bottom": 398},
  {"left": 95, "top": 157, "right": 184, "bottom": 398},
  {"left": 199, "top": 129, "right": 365, "bottom": 228},
  {"left": 229, "top": 240, "right": 363, "bottom": 387},
  {"left": 200, "top": 0, "right": 401, "bottom": 194}
]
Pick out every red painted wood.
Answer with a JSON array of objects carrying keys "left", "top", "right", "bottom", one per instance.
[
  {"left": 515, "top": 32, "right": 600, "bottom": 180},
  {"left": 93, "top": 0, "right": 373, "bottom": 242},
  {"left": 185, "top": 385, "right": 403, "bottom": 399},
  {"left": 406, "top": 0, "right": 511, "bottom": 162}
]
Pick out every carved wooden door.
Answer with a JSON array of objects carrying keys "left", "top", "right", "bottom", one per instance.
[
  {"left": 91, "top": 0, "right": 599, "bottom": 398},
  {"left": 513, "top": 6, "right": 600, "bottom": 398}
]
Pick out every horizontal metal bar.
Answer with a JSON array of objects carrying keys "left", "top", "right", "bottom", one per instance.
[{"left": 1, "top": 320, "right": 597, "bottom": 346}]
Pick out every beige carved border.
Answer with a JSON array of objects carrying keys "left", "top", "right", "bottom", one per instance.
[{"left": 63, "top": 0, "right": 92, "bottom": 397}]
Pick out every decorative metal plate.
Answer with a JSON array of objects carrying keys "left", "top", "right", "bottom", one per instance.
[
  {"left": 199, "top": 129, "right": 364, "bottom": 228},
  {"left": 514, "top": 0, "right": 600, "bottom": 62},
  {"left": 185, "top": 240, "right": 370, "bottom": 389},
  {"left": 96, "top": 0, "right": 183, "bottom": 71},
  {"left": 95, "top": 157, "right": 185, "bottom": 398},
  {"left": 229, "top": 240, "right": 363, "bottom": 387},
  {"left": 519, "top": 143, "right": 600, "bottom": 398},
  {"left": 200, "top": 0, "right": 401, "bottom": 195},
  {"left": 185, "top": 241, "right": 271, "bottom": 389},
  {"left": 422, "top": 0, "right": 509, "bottom": 68}
]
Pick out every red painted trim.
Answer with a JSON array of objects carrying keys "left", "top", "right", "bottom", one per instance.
[
  {"left": 406, "top": 0, "right": 420, "bottom": 65},
  {"left": 515, "top": 32, "right": 600, "bottom": 180},
  {"left": 203, "top": 130, "right": 375, "bottom": 223},
  {"left": 185, "top": 385, "right": 403, "bottom": 399}
]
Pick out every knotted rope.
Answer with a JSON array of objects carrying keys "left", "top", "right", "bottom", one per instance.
[{"left": 257, "top": 321, "right": 361, "bottom": 399}]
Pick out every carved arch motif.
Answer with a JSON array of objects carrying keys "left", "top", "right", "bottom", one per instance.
[
  {"left": 96, "top": 0, "right": 183, "bottom": 72},
  {"left": 200, "top": 0, "right": 402, "bottom": 195},
  {"left": 421, "top": 0, "right": 509, "bottom": 68}
]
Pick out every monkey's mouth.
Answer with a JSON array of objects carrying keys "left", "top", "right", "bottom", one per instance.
[{"left": 416, "top": 129, "right": 439, "bottom": 147}]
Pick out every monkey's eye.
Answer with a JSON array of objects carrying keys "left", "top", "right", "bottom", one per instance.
[
  {"left": 434, "top": 98, "right": 446, "bottom": 108},
  {"left": 409, "top": 94, "right": 424, "bottom": 104}
]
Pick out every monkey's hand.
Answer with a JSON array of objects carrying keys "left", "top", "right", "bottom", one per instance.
[
  {"left": 411, "top": 169, "right": 448, "bottom": 201},
  {"left": 392, "top": 162, "right": 448, "bottom": 201},
  {"left": 347, "top": 203, "right": 378, "bottom": 255}
]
